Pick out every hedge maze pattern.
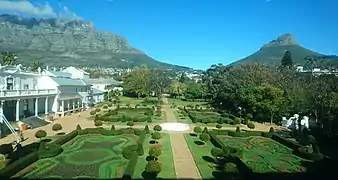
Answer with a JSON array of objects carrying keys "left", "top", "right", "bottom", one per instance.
[
  {"left": 23, "top": 135, "right": 135, "bottom": 179},
  {"left": 217, "top": 135, "right": 307, "bottom": 173}
]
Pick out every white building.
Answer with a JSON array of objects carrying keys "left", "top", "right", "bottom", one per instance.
[
  {"left": 84, "top": 78, "right": 122, "bottom": 103},
  {"left": 62, "top": 66, "right": 90, "bottom": 80}
]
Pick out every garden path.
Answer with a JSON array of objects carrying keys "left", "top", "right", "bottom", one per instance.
[{"left": 162, "top": 98, "right": 202, "bottom": 179}]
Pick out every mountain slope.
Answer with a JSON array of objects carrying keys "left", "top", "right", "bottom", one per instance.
[
  {"left": 0, "top": 14, "right": 190, "bottom": 71},
  {"left": 231, "top": 34, "right": 337, "bottom": 68}
]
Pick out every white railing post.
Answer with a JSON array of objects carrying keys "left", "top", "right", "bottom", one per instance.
[{"left": 15, "top": 99, "right": 20, "bottom": 121}]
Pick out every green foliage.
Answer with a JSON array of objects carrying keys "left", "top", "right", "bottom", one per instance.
[
  {"left": 94, "top": 120, "right": 103, "bottom": 127},
  {"left": 203, "top": 127, "right": 208, "bottom": 133},
  {"left": 245, "top": 113, "right": 253, "bottom": 120},
  {"left": 183, "top": 82, "right": 203, "bottom": 99},
  {"left": 103, "top": 105, "right": 108, "bottom": 109},
  {"left": 193, "top": 127, "right": 202, "bottom": 134},
  {"left": 269, "top": 127, "right": 275, "bottom": 133},
  {"left": 95, "top": 108, "right": 101, "bottom": 112},
  {"left": 236, "top": 126, "right": 240, "bottom": 132},
  {"left": 216, "top": 124, "right": 222, "bottom": 129},
  {"left": 281, "top": 50, "right": 293, "bottom": 68},
  {"left": 90, "top": 110, "right": 96, "bottom": 116},
  {"left": 247, "top": 122, "right": 255, "bottom": 129},
  {"left": 221, "top": 112, "right": 229, "bottom": 117},
  {"left": 151, "top": 132, "right": 162, "bottom": 141},
  {"left": 52, "top": 123, "right": 62, "bottom": 132},
  {"left": 144, "top": 125, "right": 150, "bottom": 134},
  {"left": 123, "top": 145, "right": 139, "bottom": 160},
  {"left": 211, "top": 147, "right": 224, "bottom": 158},
  {"left": 149, "top": 145, "right": 162, "bottom": 157},
  {"left": 35, "top": 130, "right": 47, "bottom": 139},
  {"left": 153, "top": 125, "right": 162, "bottom": 132},
  {"left": 110, "top": 125, "right": 115, "bottom": 131},
  {"left": 126, "top": 121, "right": 134, "bottom": 127},
  {"left": 76, "top": 124, "right": 82, "bottom": 130},
  {"left": 233, "top": 117, "right": 241, "bottom": 125},
  {"left": 145, "top": 160, "right": 162, "bottom": 174},
  {"left": 224, "top": 162, "right": 239, "bottom": 173},
  {"left": 199, "top": 133, "right": 210, "bottom": 143}
]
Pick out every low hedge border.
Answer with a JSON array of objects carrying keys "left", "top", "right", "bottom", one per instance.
[{"left": 0, "top": 127, "right": 147, "bottom": 178}]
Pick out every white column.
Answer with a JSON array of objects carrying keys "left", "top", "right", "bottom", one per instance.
[
  {"left": 45, "top": 97, "right": 48, "bottom": 115},
  {"left": 77, "top": 100, "right": 80, "bottom": 109},
  {"left": 35, "top": 97, "right": 39, "bottom": 116},
  {"left": 0, "top": 100, "right": 4, "bottom": 123},
  {"left": 16, "top": 99, "right": 20, "bottom": 121},
  {"left": 61, "top": 100, "right": 65, "bottom": 117},
  {"left": 67, "top": 101, "right": 70, "bottom": 111},
  {"left": 72, "top": 101, "right": 75, "bottom": 110}
]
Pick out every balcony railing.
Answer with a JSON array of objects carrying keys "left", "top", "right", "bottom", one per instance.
[{"left": 0, "top": 89, "right": 57, "bottom": 97}]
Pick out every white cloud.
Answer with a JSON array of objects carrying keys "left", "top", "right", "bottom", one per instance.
[{"left": 0, "top": 0, "right": 81, "bottom": 19}]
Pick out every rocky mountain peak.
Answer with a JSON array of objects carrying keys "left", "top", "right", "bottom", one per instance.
[{"left": 260, "top": 33, "right": 298, "bottom": 49}]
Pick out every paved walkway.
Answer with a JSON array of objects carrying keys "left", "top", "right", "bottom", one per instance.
[{"left": 162, "top": 98, "right": 202, "bottom": 179}]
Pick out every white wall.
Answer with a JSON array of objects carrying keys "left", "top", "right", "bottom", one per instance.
[
  {"left": 0, "top": 73, "right": 39, "bottom": 90},
  {"left": 92, "top": 83, "right": 107, "bottom": 92},
  {"left": 37, "top": 76, "right": 58, "bottom": 90},
  {"left": 63, "top": 67, "right": 89, "bottom": 80}
]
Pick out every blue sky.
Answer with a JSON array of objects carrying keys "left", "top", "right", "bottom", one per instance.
[{"left": 0, "top": 0, "right": 337, "bottom": 69}]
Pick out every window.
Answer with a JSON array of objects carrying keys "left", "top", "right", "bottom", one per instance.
[
  {"left": 6, "top": 77, "right": 13, "bottom": 90},
  {"left": 76, "top": 88, "right": 78, "bottom": 92},
  {"left": 23, "top": 100, "right": 29, "bottom": 110},
  {"left": 24, "top": 84, "right": 29, "bottom": 90}
]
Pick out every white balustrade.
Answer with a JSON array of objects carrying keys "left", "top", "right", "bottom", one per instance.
[{"left": 0, "top": 89, "right": 57, "bottom": 97}]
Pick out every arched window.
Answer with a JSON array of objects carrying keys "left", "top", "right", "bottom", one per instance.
[{"left": 5, "top": 76, "right": 14, "bottom": 90}]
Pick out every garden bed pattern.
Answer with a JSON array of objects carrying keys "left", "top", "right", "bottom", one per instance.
[
  {"left": 217, "top": 135, "right": 307, "bottom": 173},
  {"left": 16, "top": 135, "right": 137, "bottom": 179}
]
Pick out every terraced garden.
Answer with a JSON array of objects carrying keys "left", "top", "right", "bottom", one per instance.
[
  {"left": 14, "top": 134, "right": 138, "bottom": 179},
  {"left": 217, "top": 135, "right": 308, "bottom": 173}
]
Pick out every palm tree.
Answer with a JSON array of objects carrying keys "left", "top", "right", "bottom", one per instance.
[
  {"left": 30, "top": 61, "right": 44, "bottom": 72},
  {"left": 1, "top": 51, "right": 18, "bottom": 65}
]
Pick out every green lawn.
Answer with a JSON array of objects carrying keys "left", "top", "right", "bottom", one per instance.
[
  {"left": 119, "top": 97, "right": 145, "bottom": 105},
  {"left": 173, "top": 109, "right": 192, "bottom": 123},
  {"left": 184, "top": 133, "right": 215, "bottom": 179},
  {"left": 168, "top": 98, "right": 208, "bottom": 107},
  {"left": 133, "top": 133, "right": 176, "bottom": 179}
]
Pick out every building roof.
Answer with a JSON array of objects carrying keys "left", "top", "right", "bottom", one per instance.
[
  {"left": 92, "top": 88, "right": 105, "bottom": 95},
  {"left": 63, "top": 66, "right": 89, "bottom": 75},
  {"left": 51, "top": 77, "right": 87, "bottom": 86},
  {"left": 58, "top": 93, "right": 83, "bottom": 101},
  {"left": 85, "top": 78, "right": 122, "bottom": 85},
  {"left": 45, "top": 70, "right": 72, "bottom": 78}
]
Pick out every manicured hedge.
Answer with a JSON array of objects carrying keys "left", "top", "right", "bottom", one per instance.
[
  {"left": 208, "top": 131, "right": 224, "bottom": 149},
  {"left": 295, "top": 146, "right": 323, "bottom": 161},
  {"left": 0, "top": 151, "right": 39, "bottom": 178},
  {"left": 271, "top": 134, "right": 303, "bottom": 150},
  {"left": 38, "top": 142, "right": 63, "bottom": 159},
  {"left": 122, "top": 152, "right": 138, "bottom": 180},
  {"left": 53, "top": 129, "right": 79, "bottom": 145}
]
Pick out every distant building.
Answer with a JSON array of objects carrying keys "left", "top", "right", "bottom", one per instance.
[{"left": 62, "top": 66, "right": 90, "bottom": 80}]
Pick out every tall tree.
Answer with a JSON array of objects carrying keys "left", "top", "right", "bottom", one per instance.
[
  {"left": 122, "top": 65, "right": 150, "bottom": 98},
  {"left": 280, "top": 51, "right": 293, "bottom": 69},
  {"left": 1, "top": 51, "right": 18, "bottom": 65},
  {"left": 149, "top": 69, "right": 171, "bottom": 99},
  {"left": 183, "top": 82, "right": 203, "bottom": 100}
]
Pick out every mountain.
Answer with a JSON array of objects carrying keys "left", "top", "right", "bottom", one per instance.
[
  {"left": 231, "top": 33, "right": 338, "bottom": 68},
  {"left": 0, "top": 14, "right": 191, "bottom": 71}
]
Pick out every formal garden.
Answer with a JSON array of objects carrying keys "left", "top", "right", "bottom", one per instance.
[{"left": 184, "top": 126, "right": 324, "bottom": 179}]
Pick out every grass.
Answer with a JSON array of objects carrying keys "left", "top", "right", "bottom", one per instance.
[
  {"left": 154, "top": 111, "right": 167, "bottom": 122},
  {"left": 15, "top": 134, "right": 137, "bottom": 178},
  {"left": 133, "top": 133, "right": 176, "bottom": 179},
  {"left": 184, "top": 133, "right": 215, "bottom": 179},
  {"left": 168, "top": 98, "right": 208, "bottom": 107},
  {"left": 119, "top": 96, "right": 146, "bottom": 105},
  {"left": 173, "top": 109, "right": 192, "bottom": 123}
]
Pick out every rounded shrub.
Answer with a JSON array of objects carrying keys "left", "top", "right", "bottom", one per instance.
[
  {"left": 193, "top": 127, "right": 202, "bottom": 134},
  {"left": 236, "top": 126, "right": 241, "bottom": 132},
  {"left": 107, "top": 103, "right": 113, "bottom": 107},
  {"left": 153, "top": 125, "right": 162, "bottom": 132},
  {"left": 151, "top": 132, "right": 162, "bottom": 141},
  {"left": 95, "top": 108, "right": 101, "bottom": 112},
  {"left": 269, "top": 127, "right": 275, "bottom": 133},
  {"left": 145, "top": 160, "right": 162, "bottom": 174},
  {"left": 234, "top": 118, "right": 241, "bottom": 125},
  {"left": 247, "top": 122, "right": 255, "bottom": 129},
  {"left": 199, "top": 133, "right": 210, "bottom": 144},
  {"left": 94, "top": 120, "right": 103, "bottom": 127},
  {"left": 224, "top": 162, "right": 239, "bottom": 172},
  {"left": 35, "top": 130, "right": 47, "bottom": 139},
  {"left": 144, "top": 125, "right": 150, "bottom": 134},
  {"left": 223, "top": 146, "right": 243, "bottom": 158},
  {"left": 103, "top": 105, "right": 108, "bottom": 109},
  {"left": 127, "top": 121, "right": 134, "bottom": 127},
  {"left": 211, "top": 147, "right": 224, "bottom": 159},
  {"left": 245, "top": 113, "right": 253, "bottom": 120},
  {"left": 221, "top": 112, "right": 229, "bottom": 117},
  {"left": 149, "top": 145, "right": 162, "bottom": 157},
  {"left": 122, "top": 145, "right": 138, "bottom": 159},
  {"left": 90, "top": 110, "right": 96, "bottom": 115},
  {"left": 52, "top": 123, "right": 62, "bottom": 132},
  {"left": 203, "top": 127, "right": 208, "bottom": 133},
  {"left": 216, "top": 124, "right": 222, "bottom": 129}
]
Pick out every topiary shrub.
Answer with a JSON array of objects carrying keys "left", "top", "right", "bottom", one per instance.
[
  {"left": 95, "top": 108, "right": 101, "bottom": 112},
  {"left": 76, "top": 124, "right": 82, "bottom": 130},
  {"left": 151, "top": 132, "right": 162, "bottom": 143},
  {"left": 203, "top": 127, "right": 208, "bottom": 133},
  {"left": 90, "top": 110, "right": 96, "bottom": 115},
  {"left": 145, "top": 160, "right": 162, "bottom": 174},
  {"left": 35, "top": 130, "right": 47, "bottom": 140},
  {"left": 236, "top": 126, "right": 241, "bottom": 132},
  {"left": 221, "top": 112, "right": 229, "bottom": 117},
  {"left": 245, "top": 113, "right": 253, "bottom": 120},
  {"left": 269, "top": 127, "right": 275, "bottom": 133},
  {"left": 193, "top": 127, "right": 202, "bottom": 134},
  {"left": 52, "top": 123, "right": 62, "bottom": 133},
  {"left": 111, "top": 125, "right": 116, "bottom": 131},
  {"left": 103, "top": 105, "right": 108, "bottom": 109},
  {"left": 224, "top": 162, "right": 239, "bottom": 172},
  {"left": 199, "top": 133, "right": 210, "bottom": 145},
  {"left": 153, "top": 125, "right": 162, "bottom": 132},
  {"left": 149, "top": 145, "right": 162, "bottom": 159},
  {"left": 108, "top": 103, "right": 113, "bottom": 107},
  {"left": 211, "top": 147, "right": 224, "bottom": 161},
  {"left": 144, "top": 125, "right": 150, "bottom": 134},
  {"left": 247, "top": 122, "right": 255, "bottom": 129},
  {"left": 122, "top": 145, "right": 138, "bottom": 159},
  {"left": 127, "top": 121, "right": 134, "bottom": 127},
  {"left": 216, "top": 124, "right": 222, "bottom": 129},
  {"left": 94, "top": 120, "right": 103, "bottom": 127},
  {"left": 234, "top": 117, "right": 241, "bottom": 124}
]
